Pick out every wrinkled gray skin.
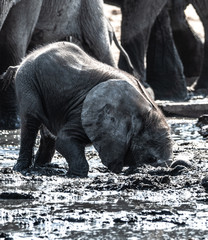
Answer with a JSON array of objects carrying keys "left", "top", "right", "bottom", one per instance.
[
  {"left": 0, "top": 0, "right": 116, "bottom": 130},
  {"left": 13, "top": 42, "right": 172, "bottom": 177},
  {"left": 169, "top": 0, "right": 203, "bottom": 79},
  {"left": 105, "top": 0, "right": 188, "bottom": 100},
  {"left": 29, "top": 0, "right": 115, "bottom": 66},
  {"left": 0, "top": 0, "right": 43, "bottom": 73},
  {"left": 0, "top": 0, "right": 115, "bottom": 74},
  {"left": 105, "top": 0, "right": 167, "bottom": 81},
  {"left": 188, "top": 0, "right": 208, "bottom": 89},
  {"left": 146, "top": 5, "right": 187, "bottom": 100},
  {"left": 0, "top": 0, "right": 21, "bottom": 30},
  {"left": 0, "top": 0, "right": 43, "bottom": 129},
  {"left": 118, "top": 0, "right": 167, "bottom": 82}
]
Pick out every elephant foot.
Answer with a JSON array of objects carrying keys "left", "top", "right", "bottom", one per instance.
[
  {"left": 189, "top": 79, "right": 208, "bottom": 96},
  {"left": 186, "top": 77, "right": 198, "bottom": 87},
  {"left": 66, "top": 170, "right": 88, "bottom": 178},
  {"left": 34, "top": 162, "right": 59, "bottom": 168},
  {"left": 13, "top": 160, "right": 31, "bottom": 172},
  {"left": 193, "top": 79, "right": 208, "bottom": 91}
]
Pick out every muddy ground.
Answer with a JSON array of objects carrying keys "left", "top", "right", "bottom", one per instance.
[
  {"left": 0, "top": 119, "right": 208, "bottom": 240},
  {"left": 0, "top": 4, "right": 208, "bottom": 240}
]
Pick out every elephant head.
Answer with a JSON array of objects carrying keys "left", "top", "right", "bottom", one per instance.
[{"left": 81, "top": 79, "right": 172, "bottom": 173}]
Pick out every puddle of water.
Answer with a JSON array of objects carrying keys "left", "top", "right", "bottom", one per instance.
[
  {"left": 0, "top": 118, "right": 208, "bottom": 240},
  {"left": 168, "top": 118, "right": 203, "bottom": 142}
]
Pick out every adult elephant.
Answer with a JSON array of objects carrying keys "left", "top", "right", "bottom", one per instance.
[
  {"left": 105, "top": 0, "right": 167, "bottom": 80},
  {"left": 0, "top": 0, "right": 43, "bottom": 129},
  {"left": 0, "top": 0, "right": 21, "bottom": 30},
  {"left": 118, "top": 0, "right": 168, "bottom": 81},
  {"left": 188, "top": 0, "right": 208, "bottom": 89},
  {"left": 146, "top": 5, "right": 187, "bottom": 100},
  {"left": 29, "top": 0, "right": 115, "bottom": 67},
  {"left": 169, "top": 0, "right": 203, "bottom": 80},
  {"left": 0, "top": 0, "right": 116, "bottom": 129},
  {"left": 105, "top": 0, "right": 188, "bottom": 100}
]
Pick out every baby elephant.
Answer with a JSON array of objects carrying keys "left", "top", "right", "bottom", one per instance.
[{"left": 13, "top": 42, "right": 172, "bottom": 177}]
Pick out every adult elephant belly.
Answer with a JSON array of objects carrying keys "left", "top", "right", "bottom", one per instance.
[
  {"left": 29, "top": 0, "right": 115, "bottom": 67},
  {"left": 29, "top": 0, "right": 81, "bottom": 47}
]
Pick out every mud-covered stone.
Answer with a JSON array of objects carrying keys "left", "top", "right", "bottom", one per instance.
[
  {"left": 169, "top": 165, "right": 187, "bottom": 176},
  {"left": 201, "top": 176, "right": 208, "bottom": 191},
  {"left": 170, "top": 159, "right": 192, "bottom": 169},
  {"left": 197, "top": 114, "right": 208, "bottom": 137},
  {"left": 196, "top": 114, "right": 208, "bottom": 128},
  {"left": 198, "top": 125, "right": 208, "bottom": 138}
]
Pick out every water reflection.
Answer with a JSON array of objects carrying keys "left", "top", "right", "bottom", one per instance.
[
  {"left": 0, "top": 129, "right": 20, "bottom": 145},
  {"left": 168, "top": 118, "right": 203, "bottom": 142}
]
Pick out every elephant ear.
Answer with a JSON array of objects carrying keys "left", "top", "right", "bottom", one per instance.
[{"left": 81, "top": 79, "right": 152, "bottom": 173}]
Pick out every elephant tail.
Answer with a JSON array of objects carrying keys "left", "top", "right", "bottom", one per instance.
[{"left": 0, "top": 65, "right": 19, "bottom": 91}]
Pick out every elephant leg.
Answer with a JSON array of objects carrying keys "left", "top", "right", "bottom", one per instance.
[
  {"left": 0, "top": 77, "right": 19, "bottom": 130},
  {"left": 118, "top": 0, "right": 167, "bottom": 81},
  {"left": 81, "top": 0, "right": 116, "bottom": 67},
  {"left": 190, "top": 0, "right": 208, "bottom": 89},
  {"left": 170, "top": 0, "right": 203, "bottom": 80},
  {"left": 0, "top": 0, "right": 42, "bottom": 74},
  {"left": 13, "top": 116, "right": 41, "bottom": 172},
  {"left": 56, "top": 129, "right": 89, "bottom": 178},
  {"left": 196, "top": 29, "right": 208, "bottom": 89},
  {"left": 146, "top": 6, "right": 187, "bottom": 100},
  {"left": 0, "top": 0, "right": 42, "bottom": 130},
  {"left": 34, "top": 125, "right": 56, "bottom": 167},
  {"left": 0, "top": 1, "right": 21, "bottom": 31}
]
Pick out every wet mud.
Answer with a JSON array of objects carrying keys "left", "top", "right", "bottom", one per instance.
[{"left": 0, "top": 118, "right": 208, "bottom": 239}]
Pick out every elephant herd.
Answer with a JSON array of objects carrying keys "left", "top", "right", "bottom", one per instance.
[{"left": 0, "top": 0, "right": 207, "bottom": 130}]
